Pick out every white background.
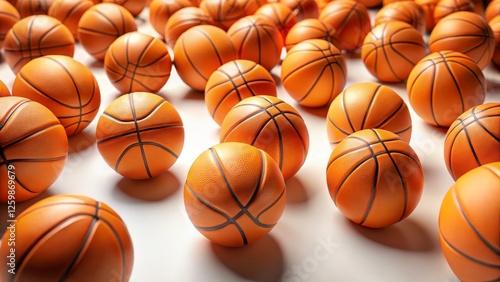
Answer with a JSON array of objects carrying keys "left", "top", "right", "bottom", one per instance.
[{"left": 1, "top": 7, "right": 499, "bottom": 282}]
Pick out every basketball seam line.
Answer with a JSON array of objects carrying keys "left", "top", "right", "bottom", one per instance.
[{"left": 97, "top": 124, "right": 183, "bottom": 144}]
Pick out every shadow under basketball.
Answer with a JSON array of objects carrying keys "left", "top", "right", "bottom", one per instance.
[
  {"left": 210, "top": 234, "right": 285, "bottom": 282},
  {"left": 285, "top": 176, "right": 309, "bottom": 205},
  {"left": 116, "top": 171, "right": 181, "bottom": 201},
  {"left": 68, "top": 130, "right": 95, "bottom": 154}
]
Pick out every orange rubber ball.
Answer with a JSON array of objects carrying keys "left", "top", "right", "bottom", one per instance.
[
  {"left": 164, "top": 7, "right": 213, "bottom": 48},
  {"left": 0, "top": 80, "right": 10, "bottom": 97},
  {"left": 285, "top": 18, "right": 340, "bottom": 51},
  {"left": 485, "top": 0, "right": 500, "bottom": 23},
  {"left": 102, "top": 0, "right": 147, "bottom": 16},
  {"left": 149, "top": 0, "right": 193, "bottom": 36},
  {"left": 489, "top": 15, "right": 500, "bottom": 66},
  {"left": 16, "top": 0, "right": 54, "bottom": 18},
  {"left": 254, "top": 3, "right": 297, "bottom": 40},
  {"left": 0, "top": 1, "right": 20, "bottom": 49},
  {"left": 415, "top": 0, "right": 439, "bottom": 31},
  {"left": 374, "top": 1, "right": 426, "bottom": 34},
  {"left": 280, "top": 0, "right": 319, "bottom": 21},
  {"left": 433, "top": 0, "right": 474, "bottom": 24},
  {"left": 48, "top": 0, "right": 94, "bottom": 40},
  {"left": 200, "top": 0, "right": 245, "bottom": 30}
]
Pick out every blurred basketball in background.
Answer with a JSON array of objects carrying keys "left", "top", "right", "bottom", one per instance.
[
  {"left": 3, "top": 15, "right": 74, "bottom": 74},
  {"left": 184, "top": 142, "right": 286, "bottom": 247},
  {"left": 238, "top": 0, "right": 266, "bottom": 15},
  {"left": 16, "top": 0, "right": 54, "bottom": 18},
  {"left": 357, "top": 0, "right": 382, "bottom": 8},
  {"left": 383, "top": 0, "right": 406, "bottom": 6},
  {"left": 490, "top": 15, "right": 500, "bottom": 66},
  {"left": 227, "top": 16, "right": 283, "bottom": 71},
  {"left": 164, "top": 7, "right": 213, "bottom": 48},
  {"left": 415, "top": 0, "right": 438, "bottom": 31},
  {"left": 407, "top": 51, "right": 486, "bottom": 127},
  {"left": 285, "top": 18, "right": 340, "bottom": 51},
  {"left": 485, "top": 0, "right": 500, "bottom": 23},
  {"left": 0, "top": 194, "right": 134, "bottom": 281},
  {"left": 433, "top": 0, "right": 474, "bottom": 24},
  {"left": 438, "top": 162, "right": 500, "bottom": 281},
  {"left": 174, "top": 25, "right": 237, "bottom": 91},
  {"left": 0, "top": 97, "right": 68, "bottom": 203},
  {"left": 205, "top": 60, "right": 277, "bottom": 125},
  {"left": 429, "top": 11, "right": 495, "bottom": 69},
  {"left": 78, "top": 3, "right": 137, "bottom": 60},
  {"left": 374, "top": 1, "right": 426, "bottom": 34},
  {"left": 280, "top": 0, "right": 318, "bottom": 21},
  {"left": 444, "top": 103, "right": 500, "bottom": 180},
  {"left": 103, "top": 0, "right": 147, "bottom": 16},
  {"left": 254, "top": 3, "right": 297, "bottom": 39},
  {"left": 104, "top": 32, "right": 172, "bottom": 94},
  {"left": 327, "top": 129, "right": 424, "bottom": 228},
  {"left": 48, "top": 0, "right": 93, "bottom": 40},
  {"left": 149, "top": 0, "right": 192, "bottom": 36},
  {"left": 327, "top": 82, "right": 412, "bottom": 145},
  {"left": 0, "top": 81, "right": 10, "bottom": 97},
  {"left": 319, "top": 0, "right": 371, "bottom": 52},
  {"left": 282, "top": 39, "right": 347, "bottom": 107},
  {"left": 0, "top": 1, "right": 20, "bottom": 48},
  {"left": 96, "top": 92, "right": 184, "bottom": 180},
  {"left": 200, "top": 0, "right": 245, "bottom": 30}
]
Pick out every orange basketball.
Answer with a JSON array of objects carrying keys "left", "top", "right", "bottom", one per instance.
[
  {"left": 227, "top": 15, "right": 284, "bottom": 71},
  {"left": 0, "top": 194, "right": 134, "bottom": 281},
  {"left": 205, "top": 60, "right": 277, "bottom": 125},
  {"left": 433, "top": 0, "right": 474, "bottom": 24},
  {"left": 374, "top": 1, "right": 426, "bottom": 34},
  {"left": 104, "top": 32, "right": 172, "bottom": 94},
  {"left": 485, "top": 0, "right": 500, "bottom": 23},
  {"left": 48, "top": 0, "right": 93, "bottom": 40},
  {"left": 173, "top": 25, "right": 237, "bottom": 91},
  {"left": 415, "top": 0, "right": 438, "bottom": 31},
  {"left": 220, "top": 96, "right": 309, "bottom": 180},
  {"left": 184, "top": 142, "right": 286, "bottom": 247},
  {"left": 280, "top": 0, "right": 318, "bottom": 21},
  {"left": 438, "top": 162, "right": 500, "bottom": 281},
  {"left": 429, "top": 11, "right": 495, "bottom": 69},
  {"left": 0, "top": 80, "right": 10, "bottom": 97},
  {"left": 238, "top": 0, "right": 266, "bottom": 15},
  {"left": 102, "top": 0, "right": 147, "bottom": 16},
  {"left": 0, "top": 1, "right": 20, "bottom": 49},
  {"left": 254, "top": 3, "right": 297, "bottom": 39},
  {"left": 326, "top": 129, "right": 424, "bottom": 228},
  {"left": 0, "top": 97, "right": 68, "bottom": 203},
  {"left": 164, "top": 7, "right": 213, "bottom": 48},
  {"left": 319, "top": 0, "right": 371, "bottom": 52},
  {"left": 361, "top": 21, "right": 426, "bottom": 83},
  {"left": 444, "top": 103, "right": 500, "bottom": 180},
  {"left": 200, "top": 0, "right": 245, "bottom": 30},
  {"left": 281, "top": 39, "right": 347, "bottom": 108},
  {"left": 77, "top": 3, "right": 137, "bottom": 60},
  {"left": 383, "top": 0, "right": 407, "bottom": 6},
  {"left": 327, "top": 82, "right": 412, "bottom": 146},
  {"left": 285, "top": 18, "right": 340, "bottom": 51},
  {"left": 16, "top": 0, "right": 54, "bottom": 18},
  {"left": 3, "top": 15, "right": 74, "bottom": 74},
  {"left": 149, "top": 0, "right": 192, "bottom": 35},
  {"left": 407, "top": 51, "right": 486, "bottom": 127},
  {"left": 12, "top": 55, "right": 101, "bottom": 136},
  {"left": 96, "top": 92, "right": 184, "bottom": 180},
  {"left": 490, "top": 15, "right": 500, "bottom": 66}
]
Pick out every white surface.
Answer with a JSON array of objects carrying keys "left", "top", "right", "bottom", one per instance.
[{"left": 1, "top": 7, "right": 499, "bottom": 282}]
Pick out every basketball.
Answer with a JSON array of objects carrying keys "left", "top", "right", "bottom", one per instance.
[
  {"left": 0, "top": 194, "right": 134, "bottom": 281},
  {"left": 407, "top": 51, "right": 486, "bottom": 127},
  {"left": 383, "top": 0, "right": 406, "bottom": 6},
  {"left": 327, "top": 82, "right": 412, "bottom": 146},
  {"left": 280, "top": 0, "right": 319, "bottom": 21},
  {"left": 415, "top": 0, "right": 438, "bottom": 31},
  {"left": 361, "top": 21, "right": 426, "bottom": 83},
  {"left": 326, "top": 129, "right": 424, "bottom": 228},
  {"left": 485, "top": 0, "right": 500, "bottom": 23},
  {"left": 48, "top": 0, "right": 93, "bottom": 40},
  {"left": 12, "top": 55, "right": 101, "bottom": 136},
  {"left": 0, "top": 80, "right": 9, "bottom": 97},
  {"left": 173, "top": 25, "right": 237, "bottom": 91},
  {"left": 77, "top": 3, "right": 137, "bottom": 60},
  {"left": 444, "top": 103, "right": 500, "bottom": 180},
  {"left": 438, "top": 162, "right": 500, "bottom": 281},
  {"left": 3, "top": 15, "right": 75, "bottom": 74},
  {"left": 0, "top": 97, "right": 68, "bottom": 203},
  {"left": 285, "top": 18, "right": 340, "bottom": 51},
  {"left": 0, "top": 1, "right": 20, "bottom": 49},
  {"left": 200, "top": 0, "right": 245, "bottom": 30},
  {"left": 429, "top": 11, "right": 495, "bottom": 69},
  {"left": 96, "top": 92, "right": 184, "bottom": 180},
  {"left": 102, "top": 0, "right": 147, "bottom": 16},
  {"left": 149, "top": 0, "right": 192, "bottom": 35},
  {"left": 104, "top": 32, "right": 172, "bottom": 94},
  {"left": 254, "top": 3, "right": 297, "bottom": 39},
  {"left": 164, "top": 7, "right": 213, "bottom": 48},
  {"left": 374, "top": 1, "right": 426, "bottom": 34},
  {"left": 281, "top": 39, "right": 347, "bottom": 108},
  {"left": 238, "top": 0, "right": 266, "bottom": 15},
  {"left": 490, "top": 15, "right": 500, "bottom": 66},
  {"left": 184, "top": 142, "right": 286, "bottom": 247},
  {"left": 433, "top": 0, "right": 474, "bottom": 24},
  {"left": 16, "top": 0, "right": 54, "bottom": 18},
  {"left": 227, "top": 15, "right": 284, "bottom": 71},
  {"left": 205, "top": 60, "right": 277, "bottom": 125},
  {"left": 319, "top": 0, "right": 371, "bottom": 52}
]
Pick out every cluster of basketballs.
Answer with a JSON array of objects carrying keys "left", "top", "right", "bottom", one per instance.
[{"left": 0, "top": 0, "right": 499, "bottom": 280}]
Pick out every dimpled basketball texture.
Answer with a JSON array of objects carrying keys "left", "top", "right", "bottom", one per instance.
[
  {"left": 3, "top": 15, "right": 75, "bottom": 74},
  {"left": 0, "top": 81, "right": 9, "bottom": 97},
  {"left": 485, "top": 0, "right": 500, "bottom": 23},
  {"left": 406, "top": 51, "right": 486, "bottom": 127},
  {"left": 12, "top": 55, "right": 101, "bottom": 136},
  {"left": 16, "top": 0, "right": 54, "bottom": 18},
  {"left": 438, "top": 163, "right": 500, "bottom": 282},
  {"left": 164, "top": 7, "right": 213, "bottom": 48},
  {"left": 254, "top": 3, "right": 297, "bottom": 39},
  {"left": 326, "top": 129, "right": 424, "bottom": 228},
  {"left": 200, "top": 0, "right": 245, "bottom": 30},
  {"left": 103, "top": 0, "right": 147, "bottom": 16},
  {"left": 0, "top": 194, "right": 134, "bottom": 281},
  {"left": 429, "top": 11, "right": 495, "bottom": 69},
  {"left": 184, "top": 142, "right": 286, "bottom": 247},
  {"left": 285, "top": 18, "right": 340, "bottom": 51},
  {"left": 78, "top": 3, "right": 137, "bottom": 60},
  {"left": 280, "top": 0, "right": 318, "bottom": 21},
  {"left": 433, "top": 0, "right": 474, "bottom": 24},
  {"left": 319, "top": 0, "right": 371, "bottom": 52},
  {"left": 173, "top": 25, "right": 237, "bottom": 91},
  {"left": 149, "top": 0, "right": 193, "bottom": 35},
  {"left": 104, "top": 32, "right": 172, "bottom": 93},
  {"left": 444, "top": 103, "right": 500, "bottom": 180},
  {"left": 374, "top": 1, "right": 426, "bottom": 34},
  {"left": 327, "top": 82, "right": 412, "bottom": 145},
  {"left": 205, "top": 60, "right": 277, "bottom": 125},
  {"left": 281, "top": 39, "right": 347, "bottom": 108},
  {"left": 362, "top": 21, "right": 426, "bottom": 83},
  {"left": 96, "top": 92, "right": 184, "bottom": 180},
  {"left": 490, "top": 15, "right": 500, "bottom": 66},
  {"left": 227, "top": 15, "right": 284, "bottom": 71},
  {"left": 415, "top": 0, "right": 438, "bottom": 31},
  {"left": 48, "top": 0, "right": 94, "bottom": 39},
  {"left": 0, "top": 1, "right": 20, "bottom": 48},
  {"left": 0, "top": 97, "right": 68, "bottom": 203}
]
